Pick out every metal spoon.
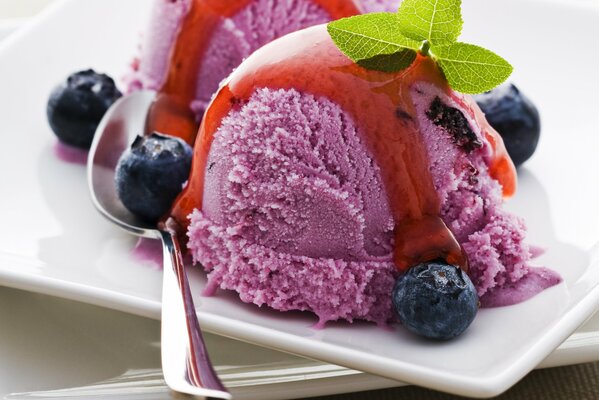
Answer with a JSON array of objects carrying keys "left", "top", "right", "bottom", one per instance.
[{"left": 87, "top": 90, "right": 231, "bottom": 400}]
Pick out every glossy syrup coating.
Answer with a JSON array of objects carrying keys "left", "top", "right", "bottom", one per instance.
[
  {"left": 168, "top": 26, "right": 516, "bottom": 272},
  {"left": 146, "top": 0, "right": 362, "bottom": 144}
]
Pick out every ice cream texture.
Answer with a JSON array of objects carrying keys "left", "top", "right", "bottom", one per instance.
[
  {"left": 147, "top": 24, "right": 562, "bottom": 326},
  {"left": 127, "top": 0, "right": 402, "bottom": 143}
]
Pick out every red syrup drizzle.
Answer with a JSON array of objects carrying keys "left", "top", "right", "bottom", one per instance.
[
  {"left": 146, "top": 0, "right": 361, "bottom": 144},
  {"left": 451, "top": 93, "right": 517, "bottom": 198},
  {"left": 151, "top": 2, "right": 516, "bottom": 272},
  {"left": 170, "top": 25, "right": 516, "bottom": 272}
]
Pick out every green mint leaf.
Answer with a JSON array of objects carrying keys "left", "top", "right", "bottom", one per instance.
[
  {"left": 327, "top": 13, "right": 420, "bottom": 72},
  {"left": 397, "top": 0, "right": 463, "bottom": 45},
  {"left": 326, "top": 2, "right": 512, "bottom": 94},
  {"left": 357, "top": 51, "right": 417, "bottom": 73},
  {"left": 431, "top": 42, "right": 513, "bottom": 94}
]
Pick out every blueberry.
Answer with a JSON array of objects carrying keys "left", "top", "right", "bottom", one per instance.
[
  {"left": 47, "top": 69, "right": 122, "bottom": 149},
  {"left": 474, "top": 83, "right": 540, "bottom": 167},
  {"left": 392, "top": 261, "right": 478, "bottom": 340},
  {"left": 115, "top": 132, "right": 193, "bottom": 223}
]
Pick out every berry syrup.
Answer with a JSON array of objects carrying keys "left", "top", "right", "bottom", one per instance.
[
  {"left": 146, "top": 0, "right": 361, "bottom": 144},
  {"left": 151, "top": 3, "right": 516, "bottom": 272}
]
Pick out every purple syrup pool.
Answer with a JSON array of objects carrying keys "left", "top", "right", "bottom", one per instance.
[{"left": 53, "top": 141, "right": 88, "bottom": 165}]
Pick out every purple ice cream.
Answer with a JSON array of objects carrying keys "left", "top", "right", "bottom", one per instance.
[
  {"left": 171, "top": 25, "right": 562, "bottom": 326},
  {"left": 126, "top": 0, "right": 401, "bottom": 117},
  {"left": 186, "top": 85, "right": 560, "bottom": 326}
]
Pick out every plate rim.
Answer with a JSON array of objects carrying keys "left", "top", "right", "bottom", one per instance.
[{"left": 4, "top": 250, "right": 599, "bottom": 396}]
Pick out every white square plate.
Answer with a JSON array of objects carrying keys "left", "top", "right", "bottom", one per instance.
[{"left": 2, "top": 0, "right": 599, "bottom": 397}]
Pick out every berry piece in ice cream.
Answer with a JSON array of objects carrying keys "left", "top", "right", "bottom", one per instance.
[
  {"left": 474, "top": 84, "right": 540, "bottom": 167},
  {"left": 47, "top": 69, "right": 122, "bottom": 148},
  {"left": 426, "top": 96, "right": 482, "bottom": 153},
  {"left": 115, "top": 132, "right": 192, "bottom": 223},
  {"left": 392, "top": 261, "right": 478, "bottom": 340}
]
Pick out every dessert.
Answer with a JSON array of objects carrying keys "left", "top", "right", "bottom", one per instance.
[
  {"left": 127, "top": 0, "right": 401, "bottom": 142},
  {"left": 151, "top": 23, "right": 561, "bottom": 327},
  {"left": 112, "top": 0, "right": 561, "bottom": 338}
]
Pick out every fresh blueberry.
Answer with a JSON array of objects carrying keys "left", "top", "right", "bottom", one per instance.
[
  {"left": 392, "top": 261, "right": 478, "bottom": 340},
  {"left": 474, "top": 83, "right": 540, "bottom": 167},
  {"left": 115, "top": 132, "right": 193, "bottom": 223},
  {"left": 47, "top": 69, "right": 122, "bottom": 149}
]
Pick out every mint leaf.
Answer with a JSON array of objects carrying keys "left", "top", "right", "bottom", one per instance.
[
  {"left": 327, "top": 13, "right": 420, "bottom": 72},
  {"left": 432, "top": 42, "right": 513, "bottom": 94},
  {"left": 397, "top": 0, "right": 463, "bottom": 45},
  {"left": 358, "top": 51, "right": 417, "bottom": 73},
  {"left": 326, "top": 1, "right": 513, "bottom": 94}
]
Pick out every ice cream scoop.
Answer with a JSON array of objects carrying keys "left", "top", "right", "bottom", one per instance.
[
  {"left": 127, "top": 0, "right": 401, "bottom": 143},
  {"left": 159, "top": 25, "right": 561, "bottom": 326}
]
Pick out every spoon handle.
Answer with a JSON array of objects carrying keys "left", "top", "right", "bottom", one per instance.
[{"left": 159, "top": 228, "right": 231, "bottom": 399}]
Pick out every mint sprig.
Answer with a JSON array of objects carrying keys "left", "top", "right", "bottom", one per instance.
[
  {"left": 326, "top": 13, "right": 420, "bottom": 72},
  {"left": 326, "top": 0, "right": 512, "bottom": 94}
]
